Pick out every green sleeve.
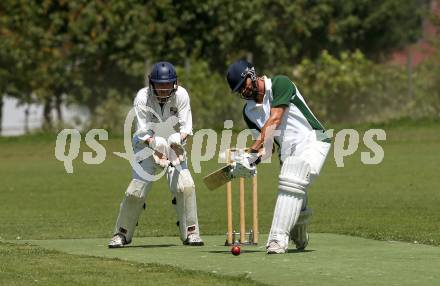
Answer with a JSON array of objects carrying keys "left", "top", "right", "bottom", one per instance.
[{"left": 271, "top": 75, "right": 296, "bottom": 107}]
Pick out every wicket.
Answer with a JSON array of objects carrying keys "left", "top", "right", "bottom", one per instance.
[{"left": 225, "top": 148, "right": 259, "bottom": 245}]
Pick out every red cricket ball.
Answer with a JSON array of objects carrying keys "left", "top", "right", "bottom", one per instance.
[{"left": 231, "top": 246, "right": 241, "bottom": 256}]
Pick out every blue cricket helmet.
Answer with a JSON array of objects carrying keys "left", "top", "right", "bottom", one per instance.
[
  {"left": 226, "top": 59, "right": 256, "bottom": 92},
  {"left": 149, "top": 61, "right": 177, "bottom": 84},
  {"left": 148, "top": 61, "right": 178, "bottom": 103}
]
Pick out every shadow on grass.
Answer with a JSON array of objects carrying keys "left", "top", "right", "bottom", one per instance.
[
  {"left": 287, "top": 249, "right": 315, "bottom": 253},
  {"left": 207, "top": 250, "right": 265, "bottom": 254},
  {"left": 122, "top": 244, "right": 177, "bottom": 249},
  {"left": 206, "top": 249, "right": 316, "bottom": 255}
]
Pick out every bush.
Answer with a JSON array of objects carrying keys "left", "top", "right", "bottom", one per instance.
[
  {"left": 292, "top": 50, "right": 410, "bottom": 124},
  {"left": 177, "top": 60, "right": 245, "bottom": 130},
  {"left": 84, "top": 51, "right": 440, "bottom": 132},
  {"left": 412, "top": 42, "right": 440, "bottom": 118},
  {"left": 87, "top": 89, "right": 132, "bottom": 135}
]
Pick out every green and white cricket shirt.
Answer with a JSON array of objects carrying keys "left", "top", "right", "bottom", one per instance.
[{"left": 243, "top": 75, "right": 330, "bottom": 158}]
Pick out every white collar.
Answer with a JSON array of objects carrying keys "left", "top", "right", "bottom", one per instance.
[{"left": 245, "top": 76, "right": 271, "bottom": 108}]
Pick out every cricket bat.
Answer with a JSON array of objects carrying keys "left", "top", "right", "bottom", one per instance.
[{"left": 203, "top": 163, "right": 234, "bottom": 190}]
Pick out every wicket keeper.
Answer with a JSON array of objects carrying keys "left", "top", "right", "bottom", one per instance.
[{"left": 109, "top": 61, "right": 204, "bottom": 248}]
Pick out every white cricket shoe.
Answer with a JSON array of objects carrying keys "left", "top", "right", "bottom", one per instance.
[
  {"left": 266, "top": 240, "right": 288, "bottom": 254},
  {"left": 108, "top": 233, "right": 129, "bottom": 248},
  {"left": 290, "top": 224, "right": 309, "bottom": 251},
  {"left": 183, "top": 233, "right": 204, "bottom": 246}
]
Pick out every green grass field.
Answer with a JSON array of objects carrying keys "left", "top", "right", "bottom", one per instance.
[{"left": 0, "top": 122, "right": 439, "bottom": 285}]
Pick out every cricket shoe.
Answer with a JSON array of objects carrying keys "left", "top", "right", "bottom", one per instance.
[
  {"left": 266, "top": 240, "right": 288, "bottom": 254},
  {"left": 290, "top": 224, "right": 309, "bottom": 251},
  {"left": 183, "top": 233, "right": 204, "bottom": 246},
  {"left": 108, "top": 233, "right": 129, "bottom": 248}
]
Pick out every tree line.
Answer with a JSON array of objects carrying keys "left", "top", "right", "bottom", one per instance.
[{"left": 0, "top": 0, "right": 431, "bottom": 131}]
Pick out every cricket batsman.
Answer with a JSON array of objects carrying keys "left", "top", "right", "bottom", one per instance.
[
  {"left": 108, "top": 61, "right": 204, "bottom": 247},
  {"left": 226, "top": 59, "right": 331, "bottom": 254}
]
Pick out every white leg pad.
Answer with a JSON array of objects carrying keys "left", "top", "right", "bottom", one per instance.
[
  {"left": 168, "top": 167, "right": 200, "bottom": 241},
  {"left": 267, "top": 156, "right": 311, "bottom": 249},
  {"left": 290, "top": 208, "right": 313, "bottom": 250},
  {"left": 113, "top": 179, "right": 150, "bottom": 243}
]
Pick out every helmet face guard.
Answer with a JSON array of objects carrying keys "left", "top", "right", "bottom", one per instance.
[
  {"left": 226, "top": 60, "right": 258, "bottom": 100},
  {"left": 238, "top": 67, "right": 259, "bottom": 100},
  {"left": 148, "top": 61, "right": 178, "bottom": 103},
  {"left": 150, "top": 82, "right": 177, "bottom": 103}
]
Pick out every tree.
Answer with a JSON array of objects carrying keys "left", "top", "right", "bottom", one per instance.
[
  {"left": 0, "top": 0, "right": 429, "bottom": 131},
  {"left": 1, "top": 1, "right": 70, "bottom": 130},
  {"left": 294, "top": 50, "right": 409, "bottom": 123},
  {"left": 167, "top": 0, "right": 426, "bottom": 72}
]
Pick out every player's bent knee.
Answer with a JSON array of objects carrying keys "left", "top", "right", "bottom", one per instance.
[
  {"left": 177, "top": 169, "right": 195, "bottom": 194},
  {"left": 278, "top": 156, "right": 311, "bottom": 195},
  {"left": 125, "top": 179, "right": 149, "bottom": 200}
]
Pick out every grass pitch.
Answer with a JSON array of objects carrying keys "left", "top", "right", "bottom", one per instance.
[
  {"left": 0, "top": 121, "right": 439, "bottom": 285},
  {"left": 12, "top": 234, "right": 440, "bottom": 286},
  {"left": 0, "top": 242, "right": 265, "bottom": 286}
]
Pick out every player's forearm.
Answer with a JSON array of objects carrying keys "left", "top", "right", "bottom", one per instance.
[
  {"left": 250, "top": 116, "right": 282, "bottom": 151},
  {"left": 251, "top": 106, "right": 286, "bottom": 151}
]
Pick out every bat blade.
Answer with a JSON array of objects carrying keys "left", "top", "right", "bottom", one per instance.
[{"left": 203, "top": 164, "right": 233, "bottom": 190}]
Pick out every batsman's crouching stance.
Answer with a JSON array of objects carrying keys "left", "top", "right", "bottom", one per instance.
[
  {"left": 226, "top": 60, "right": 331, "bottom": 254},
  {"left": 109, "top": 62, "right": 204, "bottom": 248}
]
